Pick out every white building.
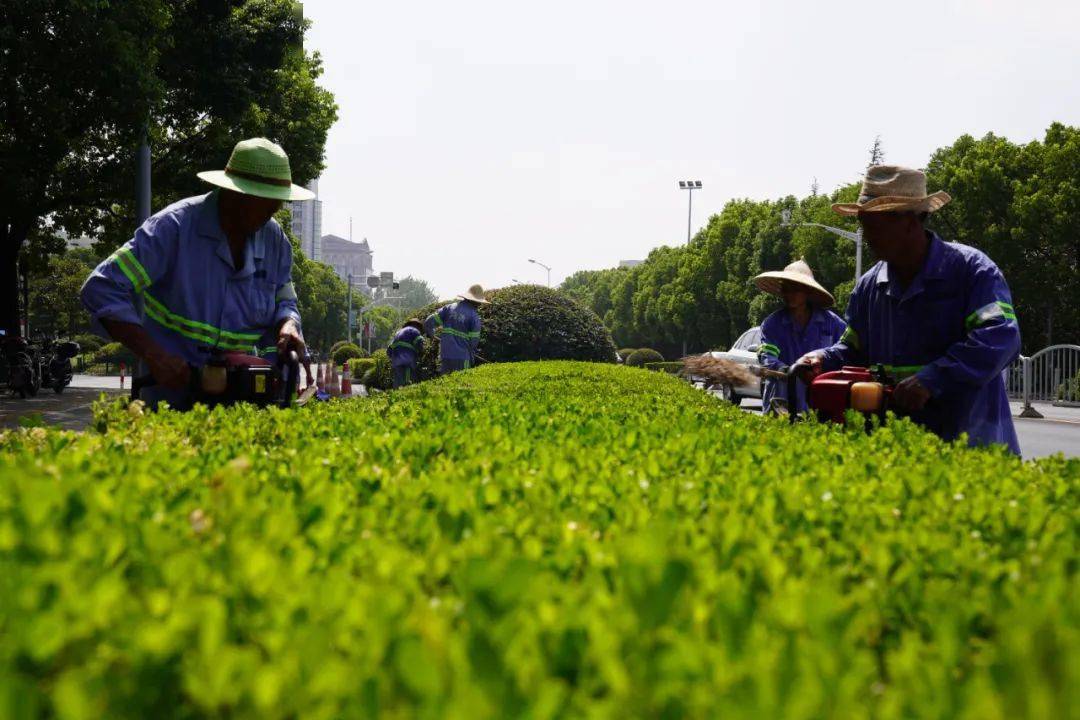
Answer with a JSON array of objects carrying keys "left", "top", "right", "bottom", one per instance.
[
  {"left": 321, "top": 234, "right": 374, "bottom": 288},
  {"left": 289, "top": 179, "right": 323, "bottom": 261}
]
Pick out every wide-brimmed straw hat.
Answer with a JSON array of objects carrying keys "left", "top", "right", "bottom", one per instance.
[
  {"left": 457, "top": 284, "right": 490, "bottom": 304},
  {"left": 832, "top": 165, "right": 950, "bottom": 216},
  {"left": 404, "top": 318, "right": 424, "bottom": 332},
  {"left": 753, "top": 259, "right": 834, "bottom": 308},
  {"left": 197, "top": 138, "right": 316, "bottom": 201}
]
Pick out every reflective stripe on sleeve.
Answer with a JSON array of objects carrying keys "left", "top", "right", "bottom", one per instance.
[
  {"left": 839, "top": 326, "right": 860, "bottom": 351},
  {"left": 965, "top": 301, "right": 1016, "bottom": 331},
  {"left": 758, "top": 343, "right": 781, "bottom": 357}
]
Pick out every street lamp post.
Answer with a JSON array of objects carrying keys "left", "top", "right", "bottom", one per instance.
[
  {"left": 528, "top": 259, "right": 551, "bottom": 287},
  {"left": 677, "top": 180, "right": 702, "bottom": 244},
  {"left": 780, "top": 209, "right": 864, "bottom": 281},
  {"left": 511, "top": 278, "right": 522, "bottom": 285}
]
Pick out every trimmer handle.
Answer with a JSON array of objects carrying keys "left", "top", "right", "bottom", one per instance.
[{"left": 276, "top": 350, "right": 301, "bottom": 407}]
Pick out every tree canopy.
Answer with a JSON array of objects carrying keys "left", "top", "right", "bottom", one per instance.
[
  {"left": 562, "top": 124, "right": 1078, "bottom": 355},
  {"left": 1, "top": 0, "right": 338, "bottom": 335}
]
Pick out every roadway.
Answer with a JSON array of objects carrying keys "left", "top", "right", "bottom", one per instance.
[{"left": 734, "top": 397, "right": 1079, "bottom": 460}]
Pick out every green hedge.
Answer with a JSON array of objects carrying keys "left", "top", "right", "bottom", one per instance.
[
  {"left": 330, "top": 342, "right": 367, "bottom": 366},
  {"left": 643, "top": 361, "right": 684, "bottom": 375},
  {"left": 625, "top": 347, "right": 664, "bottom": 367},
  {"left": 361, "top": 348, "right": 393, "bottom": 391},
  {"left": 92, "top": 341, "right": 137, "bottom": 368},
  {"left": 0, "top": 362, "right": 1075, "bottom": 718},
  {"left": 617, "top": 347, "right": 638, "bottom": 362},
  {"left": 71, "top": 333, "right": 105, "bottom": 354}
]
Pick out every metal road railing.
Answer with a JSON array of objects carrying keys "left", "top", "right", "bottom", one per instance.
[{"left": 1006, "top": 344, "right": 1080, "bottom": 418}]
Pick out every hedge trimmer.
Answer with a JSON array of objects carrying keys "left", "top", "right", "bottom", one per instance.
[
  {"left": 131, "top": 350, "right": 315, "bottom": 409},
  {"left": 759, "top": 365, "right": 898, "bottom": 426}
]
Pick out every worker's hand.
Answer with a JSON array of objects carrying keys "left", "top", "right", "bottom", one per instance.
[
  {"left": 277, "top": 318, "right": 306, "bottom": 356},
  {"left": 792, "top": 352, "right": 824, "bottom": 383},
  {"left": 145, "top": 348, "right": 190, "bottom": 390},
  {"left": 893, "top": 376, "right": 932, "bottom": 412}
]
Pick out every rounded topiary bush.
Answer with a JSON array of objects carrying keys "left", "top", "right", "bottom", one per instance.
[
  {"left": 331, "top": 342, "right": 367, "bottom": 366},
  {"left": 617, "top": 348, "right": 638, "bottom": 362},
  {"left": 479, "top": 285, "right": 616, "bottom": 363},
  {"left": 625, "top": 348, "right": 664, "bottom": 367},
  {"left": 416, "top": 287, "right": 617, "bottom": 368}
]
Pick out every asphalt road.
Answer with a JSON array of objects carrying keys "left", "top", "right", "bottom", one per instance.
[{"left": 732, "top": 397, "right": 1078, "bottom": 460}]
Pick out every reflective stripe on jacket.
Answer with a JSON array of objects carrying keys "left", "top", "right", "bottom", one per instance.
[
  {"left": 388, "top": 326, "right": 424, "bottom": 368},
  {"left": 818, "top": 232, "right": 1021, "bottom": 454},
  {"left": 81, "top": 191, "right": 301, "bottom": 371},
  {"left": 425, "top": 301, "right": 480, "bottom": 361},
  {"left": 758, "top": 307, "right": 846, "bottom": 413}
]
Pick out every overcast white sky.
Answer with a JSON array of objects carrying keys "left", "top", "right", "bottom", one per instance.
[{"left": 302, "top": 0, "right": 1079, "bottom": 297}]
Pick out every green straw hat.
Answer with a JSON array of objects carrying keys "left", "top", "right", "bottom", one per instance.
[{"left": 197, "top": 138, "right": 316, "bottom": 201}]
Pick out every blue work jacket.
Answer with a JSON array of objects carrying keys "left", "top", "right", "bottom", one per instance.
[
  {"left": 81, "top": 192, "right": 301, "bottom": 403},
  {"left": 388, "top": 326, "right": 424, "bottom": 368},
  {"left": 818, "top": 232, "right": 1021, "bottom": 454},
  {"left": 758, "top": 307, "right": 846, "bottom": 413},
  {"left": 425, "top": 301, "right": 481, "bottom": 361}
]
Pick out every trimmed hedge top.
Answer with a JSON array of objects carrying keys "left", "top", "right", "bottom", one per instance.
[{"left": 0, "top": 362, "right": 1076, "bottom": 718}]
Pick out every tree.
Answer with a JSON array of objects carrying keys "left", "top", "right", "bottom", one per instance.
[
  {"left": 397, "top": 276, "right": 439, "bottom": 314},
  {"left": 868, "top": 135, "right": 885, "bottom": 167},
  {"left": 27, "top": 247, "right": 97, "bottom": 336},
  {"left": 0, "top": 0, "right": 337, "bottom": 336}
]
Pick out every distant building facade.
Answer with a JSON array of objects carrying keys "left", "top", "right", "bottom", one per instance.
[
  {"left": 289, "top": 179, "right": 323, "bottom": 261},
  {"left": 321, "top": 234, "right": 374, "bottom": 287}
]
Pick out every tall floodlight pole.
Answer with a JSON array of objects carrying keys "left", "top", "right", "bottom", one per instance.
[
  {"left": 678, "top": 180, "right": 702, "bottom": 244},
  {"left": 528, "top": 258, "right": 551, "bottom": 287},
  {"left": 780, "top": 209, "right": 864, "bottom": 280}
]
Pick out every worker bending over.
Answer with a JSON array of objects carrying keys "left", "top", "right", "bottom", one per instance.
[
  {"left": 388, "top": 318, "right": 425, "bottom": 388},
  {"left": 81, "top": 138, "right": 310, "bottom": 409}
]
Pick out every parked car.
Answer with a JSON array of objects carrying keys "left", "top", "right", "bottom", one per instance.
[{"left": 705, "top": 326, "right": 764, "bottom": 406}]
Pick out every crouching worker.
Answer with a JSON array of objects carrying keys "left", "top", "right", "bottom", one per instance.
[
  {"left": 753, "top": 259, "right": 846, "bottom": 414},
  {"left": 389, "top": 318, "right": 425, "bottom": 388},
  {"left": 425, "top": 284, "right": 488, "bottom": 374},
  {"left": 80, "top": 138, "right": 311, "bottom": 409},
  {"left": 795, "top": 165, "right": 1021, "bottom": 454}
]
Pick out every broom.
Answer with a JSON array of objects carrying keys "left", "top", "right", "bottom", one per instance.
[{"left": 680, "top": 354, "right": 759, "bottom": 389}]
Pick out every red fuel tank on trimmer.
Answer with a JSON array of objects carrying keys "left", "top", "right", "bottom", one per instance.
[{"left": 808, "top": 366, "right": 877, "bottom": 423}]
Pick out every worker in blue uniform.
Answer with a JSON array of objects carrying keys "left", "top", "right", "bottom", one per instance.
[
  {"left": 425, "top": 284, "right": 488, "bottom": 374},
  {"left": 754, "top": 259, "right": 846, "bottom": 414},
  {"left": 796, "top": 166, "right": 1021, "bottom": 454},
  {"left": 81, "top": 138, "right": 313, "bottom": 409},
  {"left": 388, "top": 318, "right": 425, "bottom": 388}
]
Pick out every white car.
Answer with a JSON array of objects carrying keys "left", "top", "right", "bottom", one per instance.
[{"left": 706, "top": 326, "right": 764, "bottom": 406}]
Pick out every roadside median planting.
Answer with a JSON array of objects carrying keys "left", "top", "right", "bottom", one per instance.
[{"left": 0, "top": 362, "right": 1075, "bottom": 718}]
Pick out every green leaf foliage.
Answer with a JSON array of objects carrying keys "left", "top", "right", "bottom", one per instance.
[
  {"left": 625, "top": 348, "right": 664, "bottom": 367},
  {"left": 330, "top": 343, "right": 367, "bottom": 366},
  {"left": 361, "top": 349, "right": 393, "bottom": 391},
  {"left": 0, "top": 362, "right": 1076, "bottom": 718}
]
